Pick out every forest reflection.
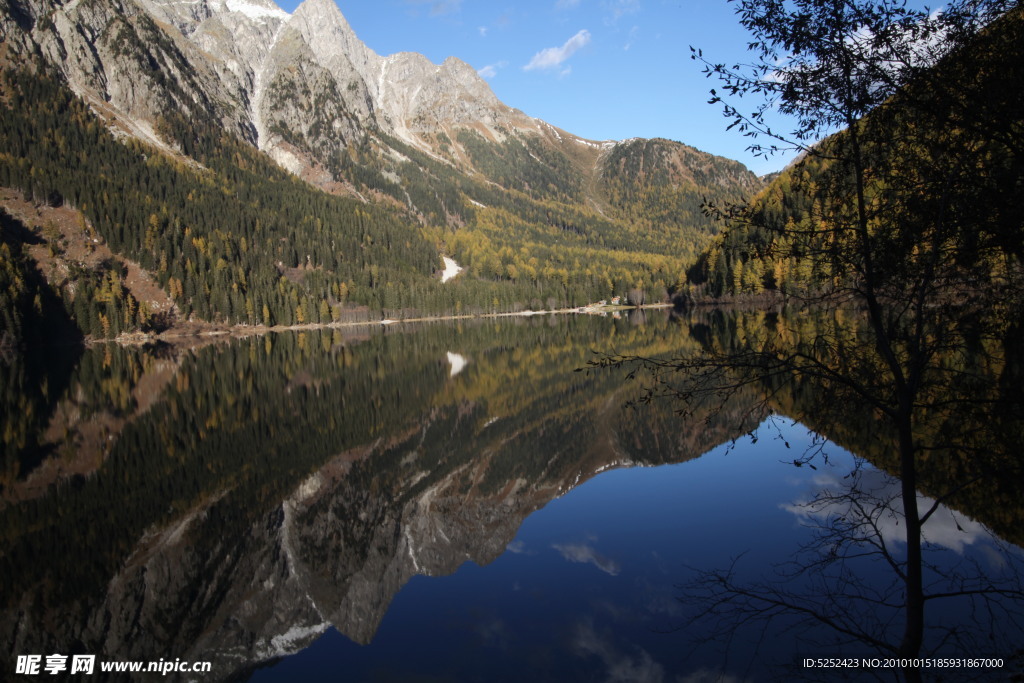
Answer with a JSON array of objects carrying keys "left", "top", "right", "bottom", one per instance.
[
  {"left": 1, "top": 308, "right": 1021, "bottom": 680},
  {"left": 597, "top": 305, "right": 1024, "bottom": 679}
]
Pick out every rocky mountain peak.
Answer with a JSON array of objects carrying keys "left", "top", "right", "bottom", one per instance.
[
  {"left": 139, "top": 0, "right": 286, "bottom": 38},
  {"left": 441, "top": 56, "right": 500, "bottom": 103},
  {"left": 291, "top": 0, "right": 361, "bottom": 49},
  {"left": 288, "top": 0, "right": 382, "bottom": 94},
  {"left": 246, "top": 0, "right": 527, "bottom": 155},
  {"left": 1, "top": 0, "right": 544, "bottom": 177}
]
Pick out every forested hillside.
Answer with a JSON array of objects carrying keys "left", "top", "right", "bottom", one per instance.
[
  {"left": 600, "top": 138, "right": 760, "bottom": 257},
  {"left": 0, "top": 58, "right": 761, "bottom": 346},
  {"left": 0, "top": 63, "right": 450, "bottom": 340},
  {"left": 686, "top": 7, "right": 1024, "bottom": 300}
]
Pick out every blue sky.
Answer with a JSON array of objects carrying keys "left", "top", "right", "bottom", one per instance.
[{"left": 274, "top": 0, "right": 800, "bottom": 175}]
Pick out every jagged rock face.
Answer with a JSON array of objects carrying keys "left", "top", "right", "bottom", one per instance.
[
  {"left": 1, "top": 0, "right": 250, "bottom": 148},
  {"left": 378, "top": 54, "right": 517, "bottom": 140},
  {"left": 1, "top": 0, "right": 544, "bottom": 178},
  {"left": 286, "top": 0, "right": 379, "bottom": 118},
  {"left": 244, "top": 0, "right": 536, "bottom": 161},
  {"left": 171, "top": 4, "right": 282, "bottom": 111},
  {"left": 257, "top": 27, "right": 369, "bottom": 173},
  {"left": 3, "top": 0, "right": 765, "bottom": 234},
  {"left": 0, "top": 430, "right": 604, "bottom": 681}
]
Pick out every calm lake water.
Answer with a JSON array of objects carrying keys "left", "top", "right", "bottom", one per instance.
[{"left": 1, "top": 310, "right": 1022, "bottom": 681}]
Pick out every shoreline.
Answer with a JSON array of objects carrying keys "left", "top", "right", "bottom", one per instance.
[{"left": 97, "top": 303, "right": 677, "bottom": 347}]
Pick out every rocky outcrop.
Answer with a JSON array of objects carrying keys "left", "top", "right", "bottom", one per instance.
[
  {"left": 2, "top": 0, "right": 762, "bottom": 228},
  {"left": 0, "top": 0, "right": 555, "bottom": 179},
  {"left": 0, "top": 425, "right": 615, "bottom": 681}
]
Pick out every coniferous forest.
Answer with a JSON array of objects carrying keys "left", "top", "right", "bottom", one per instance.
[
  {"left": 0, "top": 62, "right": 446, "bottom": 340},
  {"left": 0, "top": 46, "right": 760, "bottom": 347},
  {"left": 686, "top": 6, "right": 1024, "bottom": 301}
]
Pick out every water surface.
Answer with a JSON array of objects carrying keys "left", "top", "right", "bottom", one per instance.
[{"left": 2, "top": 310, "right": 1021, "bottom": 681}]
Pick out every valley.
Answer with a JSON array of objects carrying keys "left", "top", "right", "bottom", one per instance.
[{"left": 0, "top": 0, "right": 762, "bottom": 347}]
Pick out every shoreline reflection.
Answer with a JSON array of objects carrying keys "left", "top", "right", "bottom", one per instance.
[{"left": 1, "top": 309, "right": 1020, "bottom": 681}]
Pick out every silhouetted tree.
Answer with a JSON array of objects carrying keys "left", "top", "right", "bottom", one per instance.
[{"left": 594, "top": 1, "right": 1024, "bottom": 679}]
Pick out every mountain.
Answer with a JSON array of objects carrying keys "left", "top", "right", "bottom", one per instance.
[
  {"left": 0, "top": 315, "right": 764, "bottom": 681},
  {"left": 0, "top": 0, "right": 762, "bottom": 344}
]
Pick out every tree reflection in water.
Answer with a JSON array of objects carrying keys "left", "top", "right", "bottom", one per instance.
[
  {"left": 1, "top": 308, "right": 1022, "bottom": 681},
  {"left": 590, "top": 306, "right": 1024, "bottom": 680},
  {"left": 683, "top": 449, "right": 1024, "bottom": 673},
  {"left": 599, "top": 1, "right": 1024, "bottom": 675}
]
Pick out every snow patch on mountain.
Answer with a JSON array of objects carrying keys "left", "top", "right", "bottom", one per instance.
[
  {"left": 262, "top": 622, "right": 329, "bottom": 660},
  {"left": 441, "top": 256, "right": 463, "bottom": 283},
  {"left": 225, "top": 0, "right": 289, "bottom": 21}
]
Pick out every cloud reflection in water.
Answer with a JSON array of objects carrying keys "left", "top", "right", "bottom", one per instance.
[{"left": 552, "top": 541, "right": 622, "bottom": 576}]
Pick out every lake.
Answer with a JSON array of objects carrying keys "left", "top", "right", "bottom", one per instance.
[{"left": 1, "top": 309, "right": 1022, "bottom": 681}]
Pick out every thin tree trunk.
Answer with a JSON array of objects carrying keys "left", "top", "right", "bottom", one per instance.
[{"left": 897, "top": 399, "right": 924, "bottom": 683}]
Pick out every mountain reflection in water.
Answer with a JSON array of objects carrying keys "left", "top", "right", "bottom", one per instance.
[{"left": 1, "top": 310, "right": 1021, "bottom": 681}]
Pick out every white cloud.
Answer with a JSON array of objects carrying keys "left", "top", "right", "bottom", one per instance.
[
  {"left": 552, "top": 541, "right": 621, "bottom": 575},
  {"left": 782, "top": 468, "right": 993, "bottom": 555},
  {"left": 477, "top": 61, "right": 508, "bottom": 79},
  {"left": 524, "top": 29, "right": 592, "bottom": 72},
  {"left": 478, "top": 25, "right": 488, "bottom": 37},
  {"left": 556, "top": 0, "right": 581, "bottom": 9},
  {"left": 572, "top": 620, "right": 665, "bottom": 683},
  {"left": 432, "top": 0, "right": 462, "bottom": 14},
  {"left": 506, "top": 539, "right": 528, "bottom": 554}
]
